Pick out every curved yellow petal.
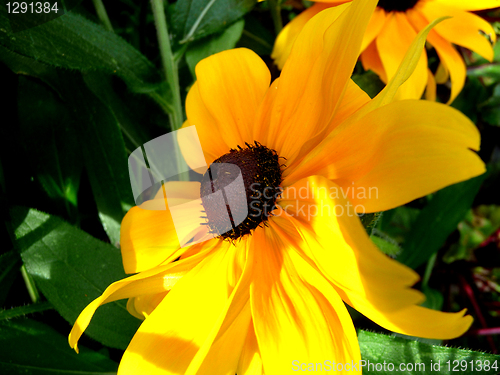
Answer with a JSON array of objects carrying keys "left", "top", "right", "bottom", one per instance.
[
  {"left": 267, "top": 0, "right": 377, "bottom": 165},
  {"left": 68, "top": 244, "right": 214, "bottom": 352},
  {"left": 192, "top": 48, "right": 271, "bottom": 150},
  {"left": 421, "top": 2, "right": 496, "bottom": 61},
  {"left": 118, "top": 240, "right": 249, "bottom": 375},
  {"left": 434, "top": 0, "right": 500, "bottom": 11},
  {"left": 407, "top": 8, "right": 467, "bottom": 104},
  {"left": 250, "top": 226, "right": 360, "bottom": 374},
  {"left": 277, "top": 176, "right": 473, "bottom": 340},
  {"left": 120, "top": 181, "right": 203, "bottom": 274},
  {"left": 271, "top": 3, "right": 332, "bottom": 70},
  {"left": 376, "top": 11, "right": 428, "bottom": 100},
  {"left": 289, "top": 100, "right": 484, "bottom": 212},
  {"left": 365, "top": 305, "right": 473, "bottom": 339}
]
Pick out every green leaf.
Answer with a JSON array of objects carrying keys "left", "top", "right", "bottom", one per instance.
[
  {"left": 396, "top": 174, "right": 486, "bottom": 269},
  {"left": 0, "top": 51, "right": 135, "bottom": 244},
  {"left": 370, "top": 235, "right": 400, "bottom": 257},
  {"left": 236, "top": 14, "right": 274, "bottom": 56},
  {"left": 0, "top": 318, "right": 117, "bottom": 375},
  {"left": 56, "top": 72, "right": 135, "bottom": 246},
  {"left": 17, "top": 76, "right": 82, "bottom": 219},
  {"left": 359, "top": 330, "right": 500, "bottom": 375},
  {"left": 9, "top": 207, "right": 141, "bottom": 350},
  {"left": 172, "top": 0, "right": 255, "bottom": 44},
  {"left": 186, "top": 19, "right": 245, "bottom": 77},
  {"left": 0, "top": 6, "right": 163, "bottom": 93},
  {"left": 451, "top": 77, "right": 489, "bottom": 124}
]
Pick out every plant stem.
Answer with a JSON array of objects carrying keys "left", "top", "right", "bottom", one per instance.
[
  {"left": 268, "top": 0, "right": 283, "bottom": 36},
  {"left": 422, "top": 251, "right": 437, "bottom": 288},
  {"left": 21, "top": 265, "right": 40, "bottom": 304},
  {"left": 151, "top": 0, "right": 189, "bottom": 181},
  {"left": 92, "top": 0, "right": 114, "bottom": 32},
  {"left": 0, "top": 301, "right": 53, "bottom": 320},
  {"left": 150, "top": 0, "right": 183, "bottom": 131}
]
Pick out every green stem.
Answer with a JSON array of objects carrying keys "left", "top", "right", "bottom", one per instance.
[
  {"left": 92, "top": 0, "right": 114, "bottom": 32},
  {"left": 21, "top": 265, "right": 40, "bottom": 304},
  {"left": 150, "top": 0, "right": 183, "bottom": 131},
  {"left": 268, "top": 0, "right": 283, "bottom": 35},
  {"left": 150, "top": 0, "right": 188, "bottom": 182},
  {"left": 422, "top": 252, "right": 437, "bottom": 288},
  {"left": 0, "top": 301, "right": 53, "bottom": 320}
]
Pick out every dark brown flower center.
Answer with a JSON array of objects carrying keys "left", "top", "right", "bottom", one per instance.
[
  {"left": 377, "top": 0, "right": 419, "bottom": 12},
  {"left": 200, "top": 142, "right": 283, "bottom": 241}
]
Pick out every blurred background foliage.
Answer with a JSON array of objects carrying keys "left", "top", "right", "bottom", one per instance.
[{"left": 1, "top": 0, "right": 500, "bottom": 374}]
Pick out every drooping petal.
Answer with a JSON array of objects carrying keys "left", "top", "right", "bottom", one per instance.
[
  {"left": 120, "top": 181, "right": 203, "bottom": 274},
  {"left": 421, "top": 1, "right": 496, "bottom": 61},
  {"left": 118, "top": 240, "right": 250, "bottom": 375},
  {"left": 250, "top": 226, "right": 360, "bottom": 374},
  {"left": 407, "top": 8, "right": 466, "bottom": 104},
  {"left": 288, "top": 101, "right": 484, "bottom": 213},
  {"left": 191, "top": 48, "right": 271, "bottom": 150},
  {"left": 433, "top": 0, "right": 500, "bottom": 11},
  {"left": 278, "top": 176, "right": 422, "bottom": 314},
  {"left": 271, "top": 3, "right": 332, "bottom": 70},
  {"left": 68, "top": 243, "right": 216, "bottom": 352},
  {"left": 376, "top": 11, "right": 428, "bottom": 99},
  {"left": 265, "top": 0, "right": 377, "bottom": 164},
  {"left": 277, "top": 176, "right": 473, "bottom": 340},
  {"left": 363, "top": 305, "right": 473, "bottom": 339}
]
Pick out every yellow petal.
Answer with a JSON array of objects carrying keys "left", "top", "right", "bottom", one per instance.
[
  {"left": 68, "top": 245, "right": 214, "bottom": 352},
  {"left": 360, "top": 40, "right": 388, "bottom": 82},
  {"left": 376, "top": 11, "right": 428, "bottom": 100},
  {"left": 278, "top": 176, "right": 473, "bottom": 340},
  {"left": 425, "top": 68, "right": 437, "bottom": 101},
  {"left": 118, "top": 240, "right": 249, "bottom": 375},
  {"left": 192, "top": 48, "right": 271, "bottom": 149},
  {"left": 271, "top": 3, "right": 331, "bottom": 70},
  {"left": 250, "top": 226, "right": 361, "bottom": 374},
  {"left": 278, "top": 176, "right": 422, "bottom": 314},
  {"left": 365, "top": 305, "right": 473, "bottom": 339},
  {"left": 120, "top": 181, "right": 203, "bottom": 274},
  {"left": 433, "top": 0, "right": 500, "bottom": 11},
  {"left": 407, "top": 8, "right": 466, "bottom": 104},
  {"left": 237, "top": 323, "right": 263, "bottom": 375},
  {"left": 421, "top": 1, "right": 496, "bottom": 61},
  {"left": 266, "top": 0, "right": 377, "bottom": 164},
  {"left": 126, "top": 292, "right": 167, "bottom": 320},
  {"left": 361, "top": 7, "right": 387, "bottom": 52},
  {"left": 288, "top": 100, "right": 484, "bottom": 212},
  {"left": 282, "top": 79, "right": 371, "bottom": 183}
]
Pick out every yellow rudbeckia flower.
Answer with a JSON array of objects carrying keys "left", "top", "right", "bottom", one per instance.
[
  {"left": 272, "top": 0, "right": 498, "bottom": 103},
  {"left": 69, "top": 0, "right": 485, "bottom": 373}
]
